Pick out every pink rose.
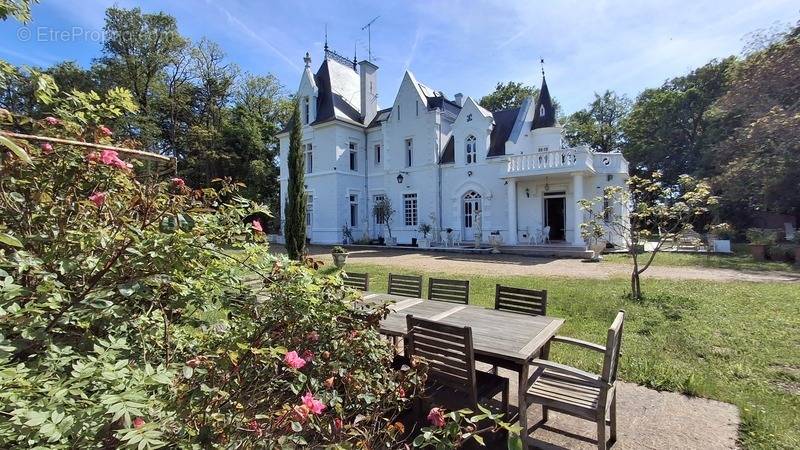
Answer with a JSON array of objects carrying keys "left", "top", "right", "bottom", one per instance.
[
  {"left": 86, "top": 152, "right": 101, "bottom": 163},
  {"left": 88, "top": 191, "right": 107, "bottom": 207},
  {"left": 301, "top": 349, "right": 314, "bottom": 362},
  {"left": 301, "top": 392, "right": 326, "bottom": 415},
  {"left": 133, "top": 417, "right": 145, "bottom": 429},
  {"left": 99, "top": 125, "right": 112, "bottom": 136},
  {"left": 99, "top": 149, "right": 132, "bottom": 171},
  {"left": 284, "top": 350, "right": 306, "bottom": 369},
  {"left": 397, "top": 386, "right": 406, "bottom": 398},
  {"left": 427, "top": 407, "right": 446, "bottom": 427},
  {"left": 171, "top": 177, "right": 186, "bottom": 188},
  {"left": 251, "top": 219, "right": 264, "bottom": 233},
  {"left": 40, "top": 143, "right": 53, "bottom": 154},
  {"left": 44, "top": 116, "right": 60, "bottom": 126},
  {"left": 334, "top": 417, "right": 343, "bottom": 431}
]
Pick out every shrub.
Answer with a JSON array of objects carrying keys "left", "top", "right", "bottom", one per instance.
[
  {"left": 709, "top": 223, "right": 735, "bottom": 240},
  {"left": 0, "top": 73, "right": 424, "bottom": 448},
  {"left": 331, "top": 246, "right": 347, "bottom": 254},
  {"left": 746, "top": 228, "right": 777, "bottom": 245}
]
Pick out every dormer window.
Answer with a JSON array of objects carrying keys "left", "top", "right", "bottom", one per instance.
[
  {"left": 540, "top": 104, "right": 546, "bottom": 117},
  {"left": 465, "top": 135, "right": 477, "bottom": 164},
  {"left": 303, "top": 97, "right": 310, "bottom": 124}
]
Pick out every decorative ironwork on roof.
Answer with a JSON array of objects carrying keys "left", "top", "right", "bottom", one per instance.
[{"left": 324, "top": 48, "right": 357, "bottom": 71}]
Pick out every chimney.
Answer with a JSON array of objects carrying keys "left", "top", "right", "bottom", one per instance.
[
  {"left": 454, "top": 93, "right": 463, "bottom": 107},
  {"left": 358, "top": 59, "right": 379, "bottom": 125}
]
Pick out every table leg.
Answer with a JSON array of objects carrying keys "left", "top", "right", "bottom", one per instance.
[{"left": 517, "top": 362, "right": 530, "bottom": 448}]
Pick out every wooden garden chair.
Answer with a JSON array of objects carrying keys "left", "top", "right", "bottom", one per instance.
[
  {"left": 388, "top": 273, "right": 423, "bottom": 298},
  {"left": 523, "top": 310, "right": 625, "bottom": 450},
  {"left": 342, "top": 272, "right": 369, "bottom": 291},
  {"left": 494, "top": 285, "right": 547, "bottom": 316},
  {"left": 428, "top": 278, "right": 470, "bottom": 304},
  {"left": 406, "top": 315, "right": 508, "bottom": 414}
]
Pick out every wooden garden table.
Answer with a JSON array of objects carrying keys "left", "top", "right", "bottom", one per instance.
[{"left": 361, "top": 292, "right": 564, "bottom": 443}]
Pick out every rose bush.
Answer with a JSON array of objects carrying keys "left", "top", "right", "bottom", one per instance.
[{"left": 0, "top": 68, "right": 425, "bottom": 448}]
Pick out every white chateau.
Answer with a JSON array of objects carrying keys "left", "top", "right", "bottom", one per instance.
[{"left": 278, "top": 47, "right": 629, "bottom": 250}]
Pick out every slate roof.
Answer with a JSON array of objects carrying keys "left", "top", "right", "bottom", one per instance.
[
  {"left": 487, "top": 107, "right": 521, "bottom": 157},
  {"left": 367, "top": 107, "right": 392, "bottom": 128},
  {"left": 532, "top": 76, "right": 556, "bottom": 129},
  {"left": 439, "top": 134, "right": 455, "bottom": 164},
  {"left": 418, "top": 81, "right": 462, "bottom": 115},
  {"left": 311, "top": 59, "right": 362, "bottom": 126}
]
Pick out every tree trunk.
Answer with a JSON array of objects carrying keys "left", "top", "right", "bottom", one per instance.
[{"left": 631, "top": 271, "right": 641, "bottom": 300}]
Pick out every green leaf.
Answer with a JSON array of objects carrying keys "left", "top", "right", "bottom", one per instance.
[
  {"left": 0, "top": 135, "right": 33, "bottom": 165},
  {"left": 182, "top": 366, "right": 193, "bottom": 379},
  {"left": 0, "top": 232, "right": 23, "bottom": 248},
  {"left": 472, "top": 434, "right": 485, "bottom": 446},
  {"left": 291, "top": 421, "right": 302, "bottom": 432},
  {"left": 507, "top": 433, "right": 523, "bottom": 450}
]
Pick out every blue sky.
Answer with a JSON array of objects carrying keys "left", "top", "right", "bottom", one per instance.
[{"left": 1, "top": 0, "right": 797, "bottom": 113}]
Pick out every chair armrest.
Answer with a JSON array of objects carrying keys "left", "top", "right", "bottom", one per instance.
[
  {"left": 526, "top": 359, "right": 606, "bottom": 389},
  {"left": 552, "top": 335, "right": 606, "bottom": 353}
]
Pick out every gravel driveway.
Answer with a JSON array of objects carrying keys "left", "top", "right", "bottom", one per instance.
[{"left": 283, "top": 245, "right": 800, "bottom": 283}]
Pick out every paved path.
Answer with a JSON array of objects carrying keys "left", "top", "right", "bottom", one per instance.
[
  {"left": 290, "top": 245, "right": 800, "bottom": 283},
  {"left": 487, "top": 365, "right": 740, "bottom": 449}
]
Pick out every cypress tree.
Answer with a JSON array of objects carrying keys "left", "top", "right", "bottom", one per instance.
[{"left": 284, "top": 100, "right": 306, "bottom": 260}]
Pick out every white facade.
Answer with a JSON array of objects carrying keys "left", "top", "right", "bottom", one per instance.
[{"left": 278, "top": 50, "right": 629, "bottom": 248}]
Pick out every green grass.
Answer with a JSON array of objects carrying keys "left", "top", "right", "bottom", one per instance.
[
  {"left": 603, "top": 249, "right": 798, "bottom": 272},
  {"left": 322, "top": 263, "right": 800, "bottom": 449}
]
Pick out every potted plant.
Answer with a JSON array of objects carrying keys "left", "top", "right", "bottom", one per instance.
[
  {"left": 581, "top": 221, "right": 607, "bottom": 262},
  {"left": 746, "top": 228, "right": 776, "bottom": 261},
  {"left": 417, "top": 222, "right": 432, "bottom": 248},
  {"left": 372, "top": 198, "right": 396, "bottom": 246},
  {"left": 445, "top": 228, "right": 454, "bottom": 247},
  {"left": 341, "top": 224, "right": 353, "bottom": 245},
  {"left": 489, "top": 231, "right": 503, "bottom": 254},
  {"left": 331, "top": 246, "right": 349, "bottom": 268},
  {"left": 709, "top": 223, "right": 734, "bottom": 253}
]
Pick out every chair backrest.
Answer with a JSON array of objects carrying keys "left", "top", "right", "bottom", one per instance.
[
  {"left": 342, "top": 272, "right": 369, "bottom": 291},
  {"left": 388, "top": 273, "right": 423, "bottom": 298},
  {"left": 428, "top": 278, "right": 469, "bottom": 304},
  {"left": 406, "top": 315, "right": 477, "bottom": 405},
  {"left": 601, "top": 310, "right": 625, "bottom": 384},
  {"left": 494, "top": 285, "right": 547, "bottom": 316}
]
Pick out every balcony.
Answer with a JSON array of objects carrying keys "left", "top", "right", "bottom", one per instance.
[{"left": 506, "top": 148, "right": 595, "bottom": 177}]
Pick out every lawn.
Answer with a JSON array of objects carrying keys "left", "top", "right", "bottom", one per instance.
[
  {"left": 603, "top": 248, "right": 798, "bottom": 272},
  {"left": 321, "top": 262, "right": 800, "bottom": 449}
]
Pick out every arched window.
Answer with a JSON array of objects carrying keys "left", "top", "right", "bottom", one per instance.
[{"left": 465, "top": 135, "right": 476, "bottom": 164}]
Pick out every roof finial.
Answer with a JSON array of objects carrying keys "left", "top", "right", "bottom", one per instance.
[
  {"left": 324, "top": 24, "right": 329, "bottom": 52},
  {"left": 303, "top": 52, "right": 311, "bottom": 68},
  {"left": 353, "top": 42, "right": 357, "bottom": 66},
  {"left": 540, "top": 58, "right": 545, "bottom": 78}
]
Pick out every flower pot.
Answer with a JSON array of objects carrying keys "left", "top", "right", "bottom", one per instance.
[
  {"left": 590, "top": 241, "right": 607, "bottom": 261},
  {"left": 418, "top": 238, "right": 430, "bottom": 248},
  {"left": 713, "top": 239, "right": 731, "bottom": 253},
  {"left": 473, "top": 232, "right": 482, "bottom": 248},
  {"left": 749, "top": 244, "right": 766, "bottom": 261},
  {"left": 331, "top": 252, "right": 348, "bottom": 268}
]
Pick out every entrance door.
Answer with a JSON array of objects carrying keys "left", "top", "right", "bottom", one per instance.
[
  {"left": 462, "top": 191, "right": 482, "bottom": 241},
  {"left": 544, "top": 196, "right": 566, "bottom": 241}
]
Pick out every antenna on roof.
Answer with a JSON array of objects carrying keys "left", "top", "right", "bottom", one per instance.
[{"left": 361, "top": 16, "right": 380, "bottom": 62}]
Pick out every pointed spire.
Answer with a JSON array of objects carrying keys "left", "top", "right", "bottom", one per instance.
[
  {"left": 324, "top": 24, "right": 329, "bottom": 52},
  {"left": 532, "top": 60, "right": 556, "bottom": 130}
]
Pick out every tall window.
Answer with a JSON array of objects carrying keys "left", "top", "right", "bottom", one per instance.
[
  {"left": 303, "top": 97, "right": 310, "bottom": 124},
  {"left": 306, "top": 194, "right": 313, "bottom": 227},
  {"left": 405, "top": 138, "right": 413, "bottom": 167},
  {"left": 349, "top": 142, "right": 358, "bottom": 171},
  {"left": 373, "top": 194, "right": 385, "bottom": 224},
  {"left": 374, "top": 144, "right": 381, "bottom": 165},
  {"left": 304, "top": 143, "right": 313, "bottom": 173},
  {"left": 415, "top": 100, "right": 419, "bottom": 116},
  {"left": 349, "top": 194, "right": 359, "bottom": 227},
  {"left": 465, "top": 135, "right": 476, "bottom": 164},
  {"left": 537, "top": 146, "right": 549, "bottom": 165},
  {"left": 403, "top": 193, "right": 418, "bottom": 226}
]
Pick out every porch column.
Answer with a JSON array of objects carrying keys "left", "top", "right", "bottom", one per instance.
[
  {"left": 507, "top": 179, "right": 518, "bottom": 244},
  {"left": 572, "top": 173, "right": 585, "bottom": 246}
]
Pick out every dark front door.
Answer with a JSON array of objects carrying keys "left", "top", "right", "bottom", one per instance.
[{"left": 544, "top": 197, "right": 566, "bottom": 241}]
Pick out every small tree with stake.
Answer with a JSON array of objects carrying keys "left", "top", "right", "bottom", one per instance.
[
  {"left": 579, "top": 170, "right": 716, "bottom": 300},
  {"left": 372, "top": 197, "right": 395, "bottom": 243},
  {"left": 284, "top": 100, "right": 306, "bottom": 260}
]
